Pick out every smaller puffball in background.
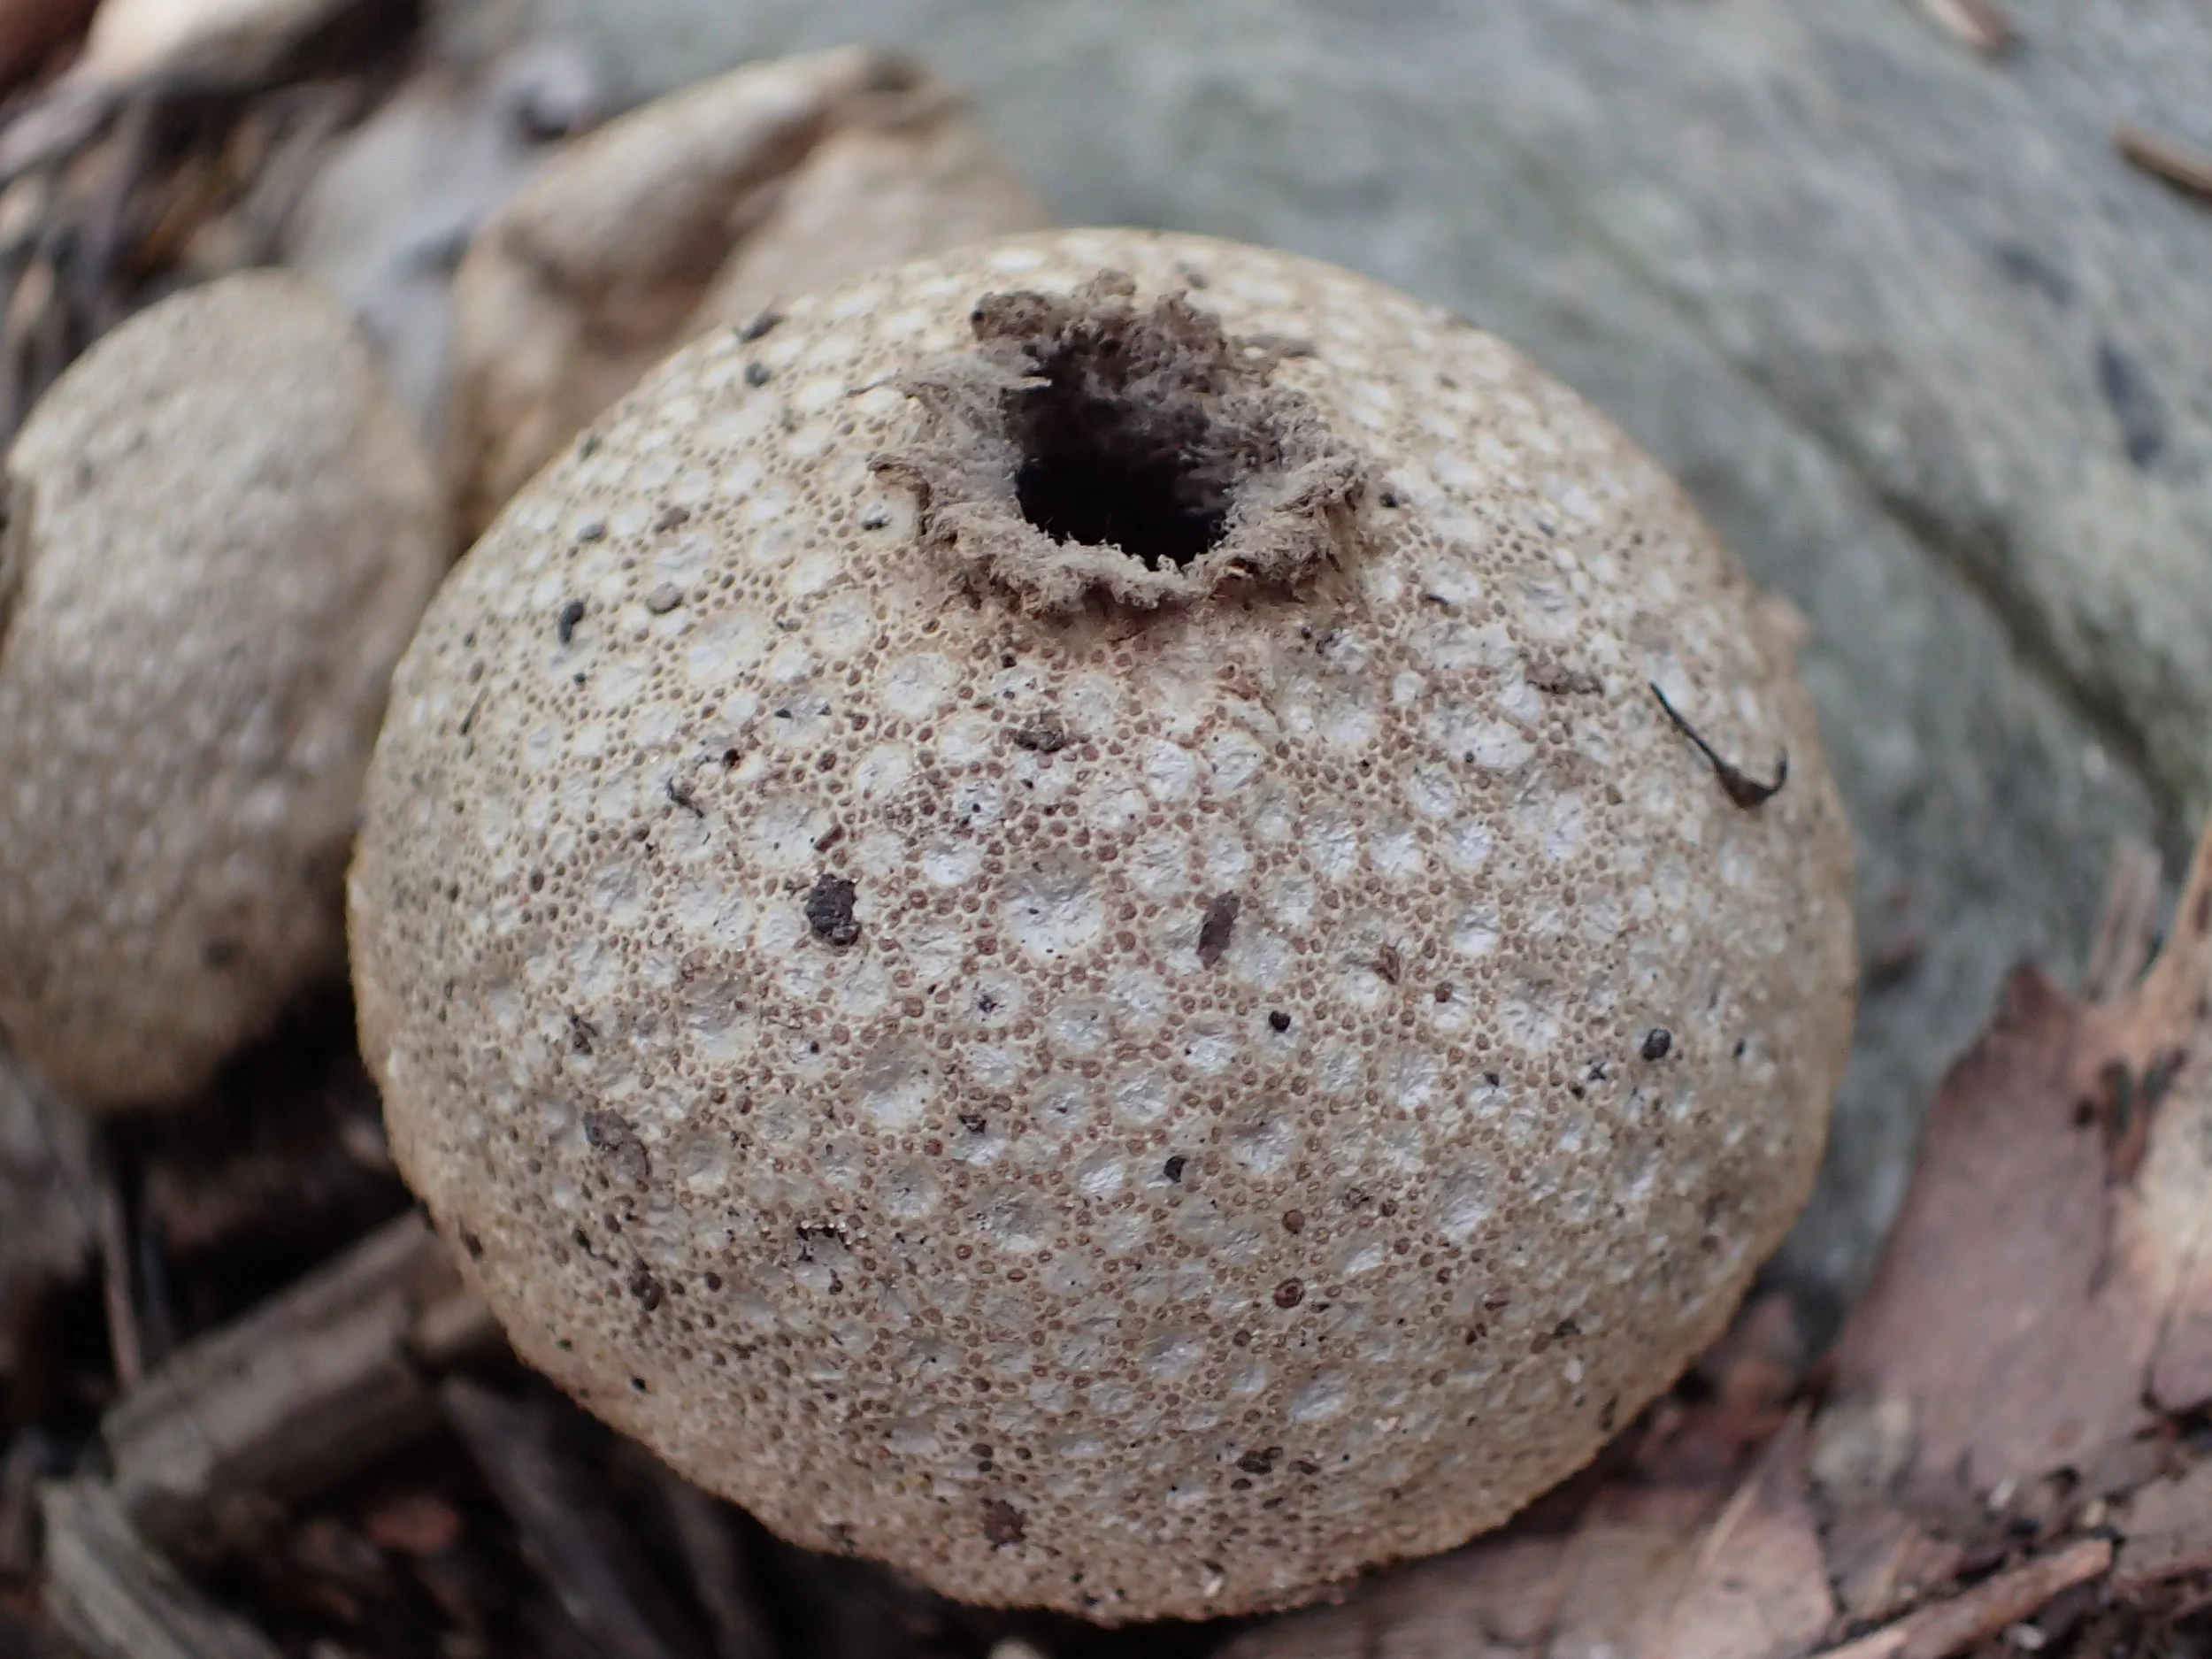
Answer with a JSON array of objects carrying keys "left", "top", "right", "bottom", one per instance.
[{"left": 0, "top": 270, "right": 446, "bottom": 1110}]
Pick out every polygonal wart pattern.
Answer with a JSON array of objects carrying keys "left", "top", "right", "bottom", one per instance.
[{"left": 349, "top": 230, "right": 1855, "bottom": 1621}]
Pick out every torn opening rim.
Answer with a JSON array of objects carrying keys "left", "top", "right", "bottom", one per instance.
[{"left": 872, "top": 270, "right": 1372, "bottom": 616}]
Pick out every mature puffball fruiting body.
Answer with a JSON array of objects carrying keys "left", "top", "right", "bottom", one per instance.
[
  {"left": 0, "top": 272, "right": 446, "bottom": 1109},
  {"left": 351, "top": 230, "right": 1855, "bottom": 1620}
]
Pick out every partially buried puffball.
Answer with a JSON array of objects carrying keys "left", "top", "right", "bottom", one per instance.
[
  {"left": 0, "top": 272, "right": 446, "bottom": 1110},
  {"left": 350, "top": 230, "right": 1856, "bottom": 1620}
]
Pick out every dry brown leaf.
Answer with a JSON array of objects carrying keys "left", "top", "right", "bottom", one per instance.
[
  {"left": 1212, "top": 1535, "right": 1569, "bottom": 1659},
  {"left": 1538, "top": 1488, "right": 1724, "bottom": 1657},
  {"left": 1636, "top": 1292, "right": 1805, "bottom": 1487},
  {"left": 1824, "top": 824, "right": 2212, "bottom": 1510},
  {"left": 1647, "top": 1413, "right": 1834, "bottom": 1659},
  {"left": 1821, "top": 1506, "right": 1964, "bottom": 1629},
  {"left": 2082, "top": 836, "right": 2162, "bottom": 1003},
  {"left": 2111, "top": 1457, "right": 2212, "bottom": 1596},
  {"left": 1213, "top": 1493, "right": 1721, "bottom": 1659},
  {"left": 443, "top": 44, "right": 1045, "bottom": 541},
  {"left": 2075, "top": 850, "right": 2212, "bottom": 1418},
  {"left": 1821, "top": 964, "right": 2164, "bottom": 1507},
  {"left": 1813, "top": 1537, "right": 2111, "bottom": 1659},
  {"left": 1217, "top": 1393, "right": 1830, "bottom": 1659}
]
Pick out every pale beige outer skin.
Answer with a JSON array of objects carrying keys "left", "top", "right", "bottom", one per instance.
[
  {"left": 352, "top": 231, "right": 1856, "bottom": 1620},
  {"left": 0, "top": 272, "right": 446, "bottom": 1110}
]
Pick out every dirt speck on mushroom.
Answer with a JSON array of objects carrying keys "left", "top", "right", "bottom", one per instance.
[
  {"left": 1197, "top": 893, "right": 1240, "bottom": 967},
  {"left": 805, "top": 875, "right": 861, "bottom": 947}
]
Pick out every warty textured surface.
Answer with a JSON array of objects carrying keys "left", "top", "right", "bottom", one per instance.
[
  {"left": 531, "top": 0, "right": 2186, "bottom": 1323},
  {"left": 0, "top": 272, "right": 447, "bottom": 1109}
]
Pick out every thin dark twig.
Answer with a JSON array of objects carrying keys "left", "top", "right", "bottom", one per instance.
[
  {"left": 76, "top": 92, "right": 153, "bottom": 338},
  {"left": 42, "top": 1478, "right": 284, "bottom": 1659},
  {"left": 442, "top": 1379, "right": 709, "bottom": 1659},
  {"left": 651, "top": 1467, "right": 782, "bottom": 1659},
  {"left": 96, "top": 1159, "right": 143, "bottom": 1393},
  {"left": 0, "top": 246, "right": 27, "bottom": 440},
  {"left": 134, "top": 1194, "right": 177, "bottom": 1371},
  {"left": 25, "top": 215, "right": 74, "bottom": 434},
  {"left": 234, "top": 82, "right": 361, "bottom": 265},
  {"left": 1648, "top": 683, "right": 1787, "bottom": 809},
  {"left": 0, "top": 1435, "right": 42, "bottom": 1578}
]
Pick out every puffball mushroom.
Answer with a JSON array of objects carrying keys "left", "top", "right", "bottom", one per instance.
[
  {"left": 0, "top": 271, "right": 445, "bottom": 1110},
  {"left": 350, "top": 230, "right": 1855, "bottom": 1620}
]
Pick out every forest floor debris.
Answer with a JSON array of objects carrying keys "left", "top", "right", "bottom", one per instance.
[{"left": 0, "top": 0, "right": 2205, "bottom": 1654}]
